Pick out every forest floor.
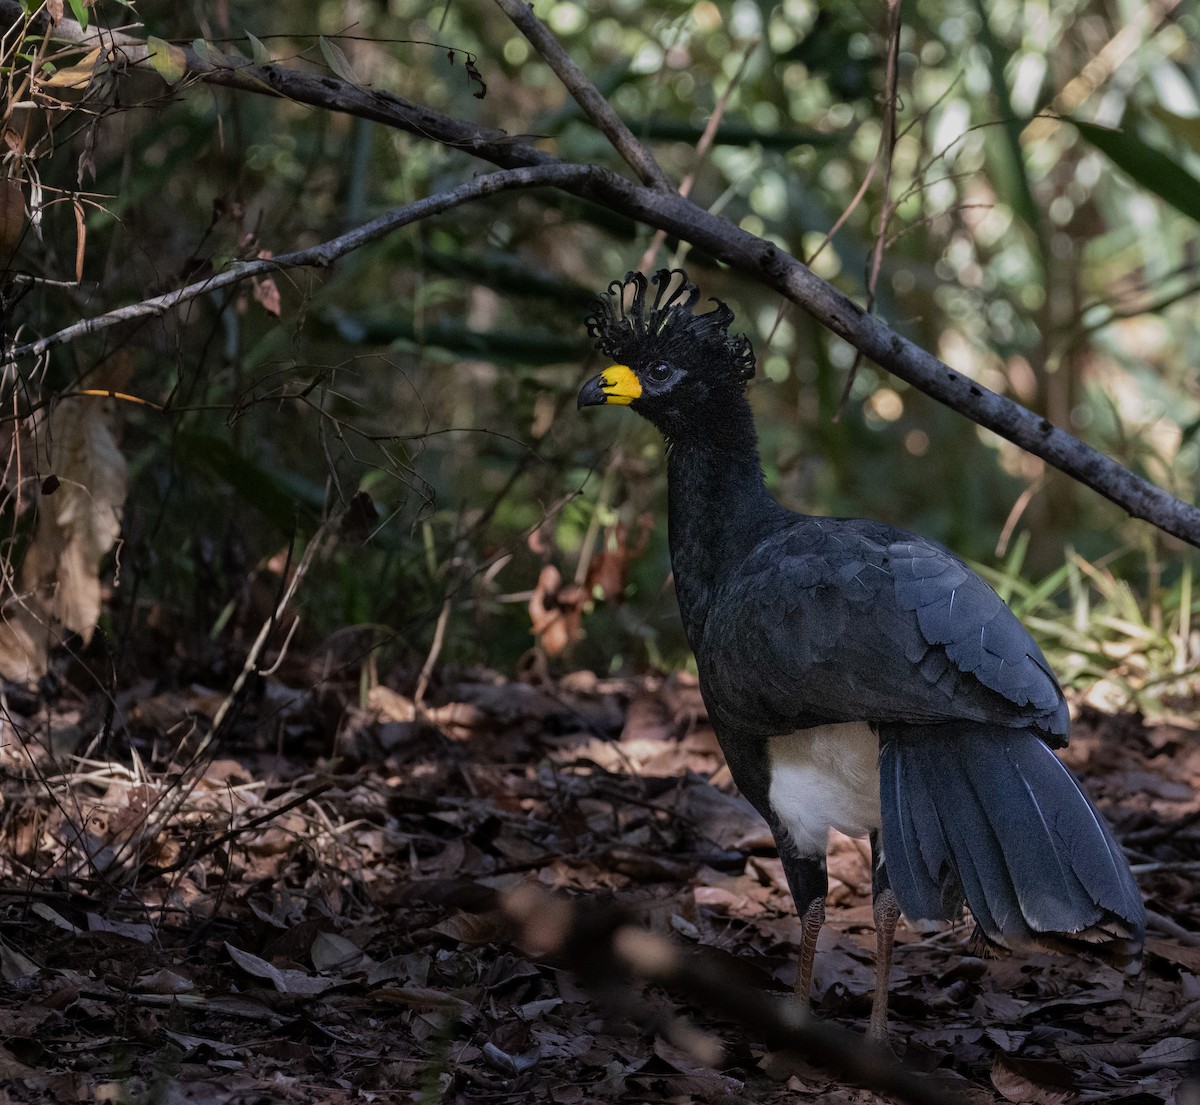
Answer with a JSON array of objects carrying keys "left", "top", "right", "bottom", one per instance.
[{"left": 0, "top": 652, "right": 1198, "bottom": 1105}]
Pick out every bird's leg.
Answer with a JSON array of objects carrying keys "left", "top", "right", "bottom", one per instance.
[
  {"left": 794, "top": 897, "right": 825, "bottom": 1004},
  {"left": 869, "top": 886, "right": 901, "bottom": 1042},
  {"left": 777, "top": 853, "right": 828, "bottom": 1005}
]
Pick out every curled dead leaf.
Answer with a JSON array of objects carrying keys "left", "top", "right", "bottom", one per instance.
[
  {"left": 528, "top": 563, "right": 586, "bottom": 656},
  {"left": 252, "top": 275, "right": 281, "bottom": 316},
  {"left": 586, "top": 513, "right": 653, "bottom": 603}
]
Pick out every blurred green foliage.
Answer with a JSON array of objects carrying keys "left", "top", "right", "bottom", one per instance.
[{"left": 3, "top": 0, "right": 1199, "bottom": 691}]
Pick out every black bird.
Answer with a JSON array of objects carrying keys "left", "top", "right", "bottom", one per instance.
[{"left": 577, "top": 269, "right": 1144, "bottom": 1041}]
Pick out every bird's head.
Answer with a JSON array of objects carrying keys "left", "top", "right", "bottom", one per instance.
[{"left": 577, "top": 269, "right": 755, "bottom": 442}]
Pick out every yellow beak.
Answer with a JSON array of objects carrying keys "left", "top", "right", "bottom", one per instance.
[{"left": 577, "top": 364, "right": 642, "bottom": 408}]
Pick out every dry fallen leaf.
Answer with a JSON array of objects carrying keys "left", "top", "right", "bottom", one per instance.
[{"left": 20, "top": 395, "right": 127, "bottom": 648}]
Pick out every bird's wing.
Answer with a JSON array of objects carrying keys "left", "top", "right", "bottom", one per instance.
[{"left": 699, "top": 519, "right": 1068, "bottom": 739}]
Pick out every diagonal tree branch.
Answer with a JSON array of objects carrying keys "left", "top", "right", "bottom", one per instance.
[
  {"left": 491, "top": 0, "right": 673, "bottom": 191},
  {"left": 4, "top": 4, "right": 1200, "bottom": 548}
]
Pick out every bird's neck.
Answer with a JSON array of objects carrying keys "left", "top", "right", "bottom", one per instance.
[{"left": 665, "top": 405, "right": 786, "bottom": 645}]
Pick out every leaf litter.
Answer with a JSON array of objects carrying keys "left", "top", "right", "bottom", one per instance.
[{"left": 0, "top": 656, "right": 1197, "bottom": 1105}]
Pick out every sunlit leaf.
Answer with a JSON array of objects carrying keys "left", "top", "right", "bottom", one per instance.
[
  {"left": 66, "top": 0, "right": 87, "bottom": 29},
  {"left": 146, "top": 36, "right": 186, "bottom": 85},
  {"left": 1069, "top": 118, "right": 1200, "bottom": 225},
  {"left": 1147, "top": 106, "right": 1200, "bottom": 153}
]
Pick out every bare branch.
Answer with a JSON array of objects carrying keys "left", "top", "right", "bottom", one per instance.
[
  {"left": 502, "top": 884, "right": 962, "bottom": 1105},
  {"left": 492, "top": 0, "right": 673, "bottom": 191},
  {"left": 6, "top": 5, "right": 1200, "bottom": 548},
  {"left": 2, "top": 163, "right": 592, "bottom": 366}
]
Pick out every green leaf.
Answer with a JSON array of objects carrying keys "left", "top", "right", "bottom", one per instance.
[
  {"left": 146, "top": 36, "right": 186, "bottom": 85},
  {"left": 246, "top": 31, "right": 271, "bottom": 65},
  {"left": 1069, "top": 118, "right": 1200, "bottom": 225},
  {"left": 191, "top": 38, "right": 225, "bottom": 67},
  {"left": 174, "top": 432, "right": 322, "bottom": 535},
  {"left": 318, "top": 35, "right": 360, "bottom": 85},
  {"left": 66, "top": 0, "right": 88, "bottom": 29},
  {"left": 1147, "top": 105, "right": 1200, "bottom": 154}
]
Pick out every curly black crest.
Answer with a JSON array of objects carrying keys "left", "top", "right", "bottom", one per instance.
[{"left": 585, "top": 269, "right": 755, "bottom": 385}]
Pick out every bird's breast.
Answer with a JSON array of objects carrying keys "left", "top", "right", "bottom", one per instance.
[{"left": 767, "top": 722, "right": 881, "bottom": 855}]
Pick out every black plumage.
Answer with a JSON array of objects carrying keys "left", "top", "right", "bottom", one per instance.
[{"left": 577, "top": 268, "right": 1144, "bottom": 1040}]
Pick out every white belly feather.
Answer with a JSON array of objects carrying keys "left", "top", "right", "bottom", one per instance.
[{"left": 767, "top": 722, "right": 881, "bottom": 854}]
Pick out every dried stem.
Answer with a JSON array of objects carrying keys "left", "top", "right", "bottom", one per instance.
[
  {"left": 638, "top": 35, "right": 760, "bottom": 274},
  {"left": 835, "top": 0, "right": 904, "bottom": 419}
]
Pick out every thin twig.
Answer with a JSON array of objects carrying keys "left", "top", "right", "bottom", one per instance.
[
  {"left": 638, "top": 36, "right": 760, "bottom": 274},
  {"left": 202, "top": 525, "right": 326, "bottom": 754},
  {"left": 995, "top": 478, "right": 1044, "bottom": 558},
  {"left": 141, "top": 782, "right": 335, "bottom": 878},
  {"left": 835, "top": 0, "right": 903, "bottom": 420},
  {"left": 413, "top": 597, "right": 452, "bottom": 708},
  {"left": 491, "top": 0, "right": 672, "bottom": 191}
]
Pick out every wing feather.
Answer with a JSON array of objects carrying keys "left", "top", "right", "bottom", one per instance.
[{"left": 700, "top": 518, "right": 1067, "bottom": 738}]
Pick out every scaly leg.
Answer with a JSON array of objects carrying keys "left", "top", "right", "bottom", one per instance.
[
  {"left": 869, "top": 886, "right": 901, "bottom": 1044},
  {"left": 794, "top": 896, "right": 825, "bottom": 1003}
]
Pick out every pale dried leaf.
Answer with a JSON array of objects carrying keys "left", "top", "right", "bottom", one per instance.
[
  {"left": 21, "top": 396, "right": 127, "bottom": 643},
  {"left": 1138, "top": 1037, "right": 1200, "bottom": 1065},
  {"left": 137, "top": 969, "right": 195, "bottom": 995},
  {"left": 38, "top": 46, "right": 101, "bottom": 88},
  {"left": 72, "top": 197, "right": 85, "bottom": 283},
  {"left": 252, "top": 275, "right": 281, "bottom": 316},
  {"left": 0, "top": 614, "right": 46, "bottom": 681},
  {"left": 318, "top": 36, "right": 360, "bottom": 84},
  {"left": 85, "top": 913, "right": 153, "bottom": 943}
]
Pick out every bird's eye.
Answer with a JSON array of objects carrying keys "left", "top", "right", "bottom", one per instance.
[{"left": 644, "top": 362, "right": 673, "bottom": 384}]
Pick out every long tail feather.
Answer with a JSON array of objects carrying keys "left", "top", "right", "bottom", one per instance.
[{"left": 879, "top": 725, "right": 1144, "bottom": 967}]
